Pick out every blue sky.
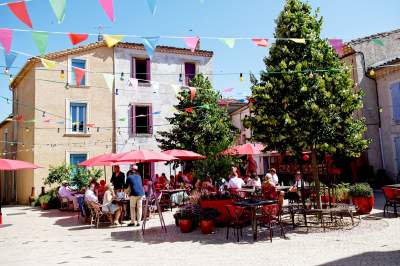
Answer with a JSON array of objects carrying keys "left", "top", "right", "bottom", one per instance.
[{"left": 0, "top": 0, "right": 399, "bottom": 121}]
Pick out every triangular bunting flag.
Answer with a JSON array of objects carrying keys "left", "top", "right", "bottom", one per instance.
[
  {"left": 219, "top": 38, "right": 235, "bottom": 48},
  {"left": 223, "top": 88, "right": 234, "bottom": 93},
  {"left": 68, "top": 33, "right": 89, "bottom": 45},
  {"left": 152, "top": 111, "right": 161, "bottom": 115},
  {"left": 184, "top": 36, "right": 199, "bottom": 52},
  {"left": 328, "top": 39, "right": 343, "bottom": 56},
  {"left": 103, "top": 34, "right": 124, "bottom": 47},
  {"left": 40, "top": 58, "right": 57, "bottom": 69},
  {"left": 189, "top": 87, "right": 196, "bottom": 101},
  {"left": 7, "top": 1, "right": 33, "bottom": 28},
  {"left": 87, "top": 123, "right": 95, "bottom": 128},
  {"left": 49, "top": 0, "right": 66, "bottom": 24},
  {"left": 146, "top": 0, "right": 158, "bottom": 15},
  {"left": 98, "top": 0, "right": 115, "bottom": 22},
  {"left": 143, "top": 37, "right": 159, "bottom": 58},
  {"left": 73, "top": 67, "right": 86, "bottom": 86},
  {"left": 290, "top": 38, "right": 306, "bottom": 44},
  {"left": 127, "top": 78, "right": 138, "bottom": 88},
  {"left": 0, "top": 28, "right": 13, "bottom": 54},
  {"left": 103, "top": 73, "right": 114, "bottom": 92},
  {"left": 4, "top": 51, "right": 17, "bottom": 69},
  {"left": 119, "top": 118, "right": 126, "bottom": 122},
  {"left": 252, "top": 38, "right": 269, "bottom": 47},
  {"left": 372, "top": 38, "right": 384, "bottom": 46},
  {"left": 32, "top": 31, "right": 49, "bottom": 55}
]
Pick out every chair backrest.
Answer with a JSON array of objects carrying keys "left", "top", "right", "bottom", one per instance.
[
  {"left": 383, "top": 187, "right": 395, "bottom": 200},
  {"left": 261, "top": 204, "right": 280, "bottom": 218},
  {"left": 225, "top": 205, "right": 244, "bottom": 223}
]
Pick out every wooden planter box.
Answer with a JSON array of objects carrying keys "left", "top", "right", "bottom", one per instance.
[{"left": 199, "top": 199, "right": 235, "bottom": 225}]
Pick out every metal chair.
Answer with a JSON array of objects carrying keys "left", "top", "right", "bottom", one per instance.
[
  {"left": 256, "top": 204, "right": 285, "bottom": 242},
  {"left": 383, "top": 187, "right": 400, "bottom": 217},
  {"left": 225, "top": 205, "right": 248, "bottom": 242}
]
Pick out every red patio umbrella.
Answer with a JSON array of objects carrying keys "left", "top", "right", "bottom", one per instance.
[
  {"left": 222, "top": 143, "right": 265, "bottom": 155},
  {"left": 162, "top": 149, "right": 206, "bottom": 161},
  {"left": 0, "top": 159, "right": 41, "bottom": 224},
  {"left": 105, "top": 149, "right": 177, "bottom": 163},
  {"left": 78, "top": 153, "right": 117, "bottom": 167}
]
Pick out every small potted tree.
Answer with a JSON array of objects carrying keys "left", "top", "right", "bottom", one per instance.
[
  {"left": 349, "top": 183, "right": 374, "bottom": 214},
  {"left": 174, "top": 205, "right": 201, "bottom": 233},
  {"left": 199, "top": 208, "right": 220, "bottom": 234},
  {"left": 39, "top": 194, "right": 51, "bottom": 210}
]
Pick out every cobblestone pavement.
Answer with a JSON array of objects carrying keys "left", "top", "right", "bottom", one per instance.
[{"left": 0, "top": 192, "right": 399, "bottom": 266}]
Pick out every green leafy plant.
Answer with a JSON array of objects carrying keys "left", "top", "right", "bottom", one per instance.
[
  {"left": 174, "top": 205, "right": 201, "bottom": 223},
  {"left": 45, "top": 163, "right": 72, "bottom": 186},
  {"left": 38, "top": 194, "right": 51, "bottom": 205},
  {"left": 334, "top": 182, "right": 350, "bottom": 202},
  {"left": 349, "top": 183, "right": 373, "bottom": 197},
  {"left": 244, "top": 0, "right": 369, "bottom": 207},
  {"left": 70, "top": 167, "right": 103, "bottom": 190}
]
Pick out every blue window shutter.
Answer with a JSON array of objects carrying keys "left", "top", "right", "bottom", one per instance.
[
  {"left": 391, "top": 83, "right": 400, "bottom": 123},
  {"left": 394, "top": 137, "right": 400, "bottom": 173}
]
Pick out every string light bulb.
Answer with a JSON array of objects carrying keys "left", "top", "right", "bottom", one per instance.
[
  {"left": 4, "top": 68, "right": 9, "bottom": 75},
  {"left": 309, "top": 72, "right": 314, "bottom": 79},
  {"left": 240, "top": 73, "right": 244, "bottom": 82},
  {"left": 65, "top": 83, "right": 69, "bottom": 90},
  {"left": 179, "top": 73, "right": 183, "bottom": 82},
  {"left": 60, "top": 70, "right": 65, "bottom": 80},
  {"left": 42, "top": 111, "right": 46, "bottom": 117},
  {"left": 369, "top": 70, "right": 375, "bottom": 77},
  {"left": 120, "top": 72, "right": 125, "bottom": 81},
  {"left": 115, "top": 89, "right": 119, "bottom": 95}
]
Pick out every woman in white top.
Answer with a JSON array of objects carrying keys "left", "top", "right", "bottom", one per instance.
[
  {"left": 102, "top": 184, "right": 122, "bottom": 225},
  {"left": 250, "top": 174, "right": 262, "bottom": 188}
]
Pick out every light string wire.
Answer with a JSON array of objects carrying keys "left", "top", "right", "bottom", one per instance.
[{"left": 0, "top": 0, "right": 32, "bottom": 7}]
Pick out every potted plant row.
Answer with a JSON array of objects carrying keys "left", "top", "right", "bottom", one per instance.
[
  {"left": 199, "top": 208, "right": 220, "bottom": 234},
  {"left": 173, "top": 205, "right": 201, "bottom": 233},
  {"left": 349, "top": 182, "right": 374, "bottom": 214}
]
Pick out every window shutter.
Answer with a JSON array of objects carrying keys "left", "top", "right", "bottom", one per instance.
[
  {"left": 148, "top": 105, "right": 153, "bottom": 134},
  {"left": 131, "top": 104, "right": 136, "bottom": 135},
  {"left": 391, "top": 83, "right": 400, "bottom": 123},
  {"left": 131, "top": 57, "right": 136, "bottom": 78},
  {"left": 146, "top": 59, "right": 151, "bottom": 81},
  {"left": 395, "top": 137, "right": 400, "bottom": 173}
]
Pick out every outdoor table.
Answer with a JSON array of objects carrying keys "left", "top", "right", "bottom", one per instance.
[
  {"left": 276, "top": 185, "right": 292, "bottom": 191},
  {"left": 160, "top": 189, "right": 188, "bottom": 210},
  {"left": 234, "top": 199, "right": 276, "bottom": 240},
  {"left": 113, "top": 198, "right": 130, "bottom": 222}
]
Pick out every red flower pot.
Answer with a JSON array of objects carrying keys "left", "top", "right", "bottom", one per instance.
[
  {"left": 352, "top": 196, "right": 374, "bottom": 214},
  {"left": 41, "top": 203, "right": 49, "bottom": 210},
  {"left": 179, "top": 219, "right": 192, "bottom": 233},
  {"left": 199, "top": 199, "right": 235, "bottom": 225},
  {"left": 200, "top": 220, "right": 214, "bottom": 234}
]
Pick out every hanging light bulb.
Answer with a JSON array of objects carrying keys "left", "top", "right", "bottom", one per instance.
[
  {"left": 179, "top": 73, "right": 183, "bottom": 82},
  {"left": 240, "top": 73, "right": 244, "bottom": 82},
  {"left": 42, "top": 111, "right": 46, "bottom": 118},
  {"left": 120, "top": 72, "right": 125, "bottom": 81},
  {"left": 65, "top": 83, "right": 69, "bottom": 90},
  {"left": 115, "top": 89, "right": 119, "bottom": 95},
  {"left": 309, "top": 72, "right": 314, "bottom": 79},
  {"left": 369, "top": 69, "right": 375, "bottom": 77},
  {"left": 60, "top": 70, "right": 65, "bottom": 80},
  {"left": 4, "top": 68, "right": 9, "bottom": 75},
  {"left": 9, "top": 74, "right": 13, "bottom": 82}
]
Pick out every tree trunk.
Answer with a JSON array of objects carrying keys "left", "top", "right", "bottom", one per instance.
[{"left": 311, "top": 149, "right": 321, "bottom": 208}]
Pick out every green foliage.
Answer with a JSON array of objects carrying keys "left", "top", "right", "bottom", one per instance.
[
  {"left": 45, "top": 163, "right": 72, "bottom": 186},
  {"left": 244, "top": 0, "right": 369, "bottom": 159},
  {"left": 334, "top": 182, "right": 350, "bottom": 202},
  {"left": 38, "top": 194, "right": 51, "bottom": 204},
  {"left": 349, "top": 182, "right": 373, "bottom": 197},
  {"left": 38, "top": 188, "right": 60, "bottom": 209},
  {"left": 157, "top": 74, "right": 238, "bottom": 182}
]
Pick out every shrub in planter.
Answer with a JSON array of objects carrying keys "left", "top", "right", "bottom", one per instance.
[
  {"left": 39, "top": 194, "right": 51, "bottom": 210},
  {"left": 174, "top": 205, "right": 201, "bottom": 233},
  {"left": 349, "top": 183, "right": 374, "bottom": 214},
  {"left": 199, "top": 208, "right": 220, "bottom": 234},
  {"left": 334, "top": 183, "right": 350, "bottom": 203}
]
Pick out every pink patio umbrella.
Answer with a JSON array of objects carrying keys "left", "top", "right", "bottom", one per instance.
[
  {"left": 222, "top": 143, "right": 265, "bottom": 155},
  {"left": 78, "top": 153, "right": 117, "bottom": 167},
  {"left": 162, "top": 149, "right": 206, "bottom": 161},
  {"left": 0, "top": 159, "right": 42, "bottom": 224},
  {"left": 105, "top": 149, "right": 177, "bottom": 164}
]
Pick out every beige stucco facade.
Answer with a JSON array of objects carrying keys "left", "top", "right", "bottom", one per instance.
[{"left": 10, "top": 44, "right": 114, "bottom": 204}]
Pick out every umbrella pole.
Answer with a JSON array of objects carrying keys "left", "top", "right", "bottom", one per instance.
[
  {"left": 0, "top": 171, "right": 2, "bottom": 224},
  {"left": 104, "top": 166, "right": 106, "bottom": 182}
]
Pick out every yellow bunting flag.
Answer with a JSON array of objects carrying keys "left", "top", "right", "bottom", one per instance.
[
  {"left": 290, "top": 38, "right": 306, "bottom": 44},
  {"left": 40, "top": 58, "right": 56, "bottom": 69},
  {"left": 103, "top": 34, "right": 125, "bottom": 47}
]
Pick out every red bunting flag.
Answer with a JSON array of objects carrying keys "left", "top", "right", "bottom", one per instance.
[
  {"left": 189, "top": 87, "right": 196, "bottom": 101},
  {"left": 328, "top": 39, "right": 344, "bottom": 56},
  {"left": 185, "top": 107, "right": 193, "bottom": 113},
  {"left": 252, "top": 38, "right": 269, "bottom": 47},
  {"left": 7, "top": 1, "right": 33, "bottom": 28},
  {"left": 68, "top": 33, "right": 89, "bottom": 45},
  {"left": 0, "top": 28, "right": 13, "bottom": 54},
  {"left": 73, "top": 67, "right": 86, "bottom": 86},
  {"left": 87, "top": 123, "right": 95, "bottom": 128},
  {"left": 15, "top": 114, "right": 24, "bottom": 122}
]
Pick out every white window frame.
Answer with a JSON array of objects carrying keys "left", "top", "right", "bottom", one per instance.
[
  {"left": 68, "top": 56, "right": 90, "bottom": 87},
  {"left": 65, "top": 99, "right": 90, "bottom": 134}
]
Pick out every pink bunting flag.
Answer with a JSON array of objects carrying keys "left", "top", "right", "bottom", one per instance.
[
  {"left": 223, "top": 88, "right": 234, "bottom": 93},
  {"left": 42, "top": 118, "right": 51, "bottom": 123},
  {"left": 252, "top": 38, "right": 269, "bottom": 47},
  {"left": 328, "top": 39, "right": 344, "bottom": 56},
  {"left": 68, "top": 33, "right": 89, "bottom": 45},
  {"left": 99, "top": 0, "right": 115, "bottom": 22},
  {"left": 87, "top": 123, "right": 95, "bottom": 128},
  {"left": 184, "top": 36, "right": 199, "bottom": 52},
  {"left": 0, "top": 28, "right": 12, "bottom": 54},
  {"left": 7, "top": 1, "right": 33, "bottom": 28},
  {"left": 73, "top": 67, "right": 86, "bottom": 86},
  {"left": 189, "top": 87, "right": 196, "bottom": 101}
]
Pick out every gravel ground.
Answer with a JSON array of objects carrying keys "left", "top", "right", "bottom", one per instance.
[{"left": 0, "top": 192, "right": 399, "bottom": 266}]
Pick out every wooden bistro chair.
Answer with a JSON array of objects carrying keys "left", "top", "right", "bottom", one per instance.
[
  {"left": 86, "top": 201, "right": 113, "bottom": 228},
  {"left": 57, "top": 191, "right": 73, "bottom": 211},
  {"left": 256, "top": 204, "right": 285, "bottom": 242}
]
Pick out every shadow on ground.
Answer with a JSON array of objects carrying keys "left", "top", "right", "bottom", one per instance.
[{"left": 319, "top": 250, "right": 400, "bottom": 266}]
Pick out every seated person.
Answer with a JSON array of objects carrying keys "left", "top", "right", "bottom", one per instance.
[
  {"left": 169, "top": 175, "right": 176, "bottom": 189},
  {"left": 58, "top": 180, "right": 78, "bottom": 210},
  {"left": 157, "top": 173, "right": 168, "bottom": 189},
  {"left": 289, "top": 171, "right": 308, "bottom": 192},
  {"left": 97, "top": 180, "right": 106, "bottom": 200},
  {"left": 228, "top": 167, "right": 245, "bottom": 189},
  {"left": 243, "top": 175, "right": 252, "bottom": 186},
  {"left": 202, "top": 175, "right": 214, "bottom": 191},
  {"left": 102, "top": 184, "right": 122, "bottom": 225},
  {"left": 84, "top": 183, "right": 99, "bottom": 203},
  {"left": 249, "top": 173, "right": 262, "bottom": 188},
  {"left": 262, "top": 174, "right": 278, "bottom": 200}
]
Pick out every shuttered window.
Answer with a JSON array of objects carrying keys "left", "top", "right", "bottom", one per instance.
[{"left": 390, "top": 82, "right": 400, "bottom": 123}]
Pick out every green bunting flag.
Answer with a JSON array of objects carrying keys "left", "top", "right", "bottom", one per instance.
[
  {"left": 32, "top": 31, "right": 49, "bottom": 55},
  {"left": 219, "top": 38, "right": 235, "bottom": 48},
  {"left": 49, "top": 0, "right": 66, "bottom": 24},
  {"left": 372, "top": 38, "right": 384, "bottom": 46},
  {"left": 103, "top": 73, "right": 114, "bottom": 92}
]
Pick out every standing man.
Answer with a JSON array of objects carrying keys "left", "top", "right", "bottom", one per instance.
[
  {"left": 125, "top": 165, "right": 145, "bottom": 227},
  {"left": 110, "top": 165, "right": 125, "bottom": 190},
  {"left": 269, "top": 168, "right": 279, "bottom": 186}
]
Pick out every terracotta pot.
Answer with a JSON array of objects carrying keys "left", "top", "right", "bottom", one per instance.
[
  {"left": 41, "top": 203, "right": 49, "bottom": 210},
  {"left": 200, "top": 220, "right": 214, "bottom": 234},
  {"left": 352, "top": 196, "right": 374, "bottom": 214},
  {"left": 179, "top": 219, "right": 192, "bottom": 233}
]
